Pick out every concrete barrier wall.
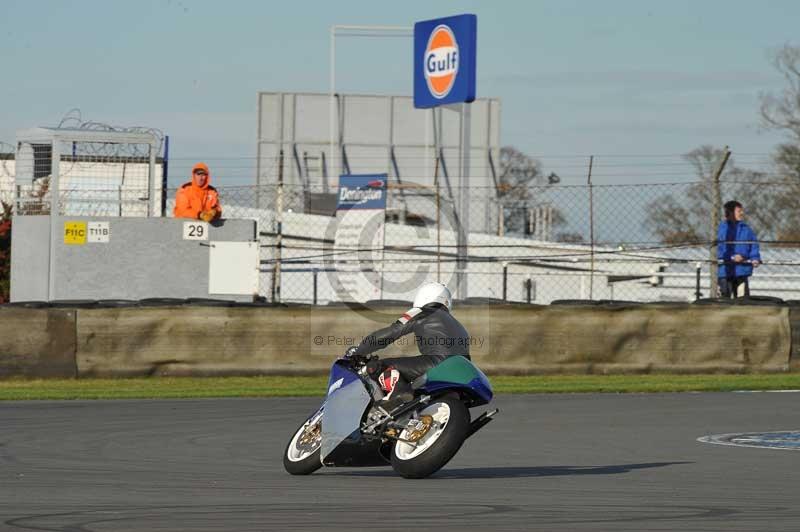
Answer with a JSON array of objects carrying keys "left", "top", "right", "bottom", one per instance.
[
  {"left": 76, "top": 306, "right": 315, "bottom": 376},
  {"left": 0, "top": 308, "right": 77, "bottom": 378},
  {"left": 0, "top": 304, "right": 793, "bottom": 377},
  {"left": 788, "top": 307, "right": 800, "bottom": 371},
  {"left": 466, "top": 304, "right": 790, "bottom": 374}
]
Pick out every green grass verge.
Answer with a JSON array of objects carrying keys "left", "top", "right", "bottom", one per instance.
[{"left": 2, "top": 374, "right": 800, "bottom": 400}]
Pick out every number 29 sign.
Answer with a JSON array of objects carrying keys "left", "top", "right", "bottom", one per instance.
[{"left": 183, "top": 221, "right": 208, "bottom": 241}]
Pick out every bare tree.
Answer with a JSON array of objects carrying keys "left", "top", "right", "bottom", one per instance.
[
  {"left": 497, "top": 146, "right": 576, "bottom": 240},
  {"left": 760, "top": 45, "right": 800, "bottom": 189},
  {"left": 646, "top": 47, "right": 800, "bottom": 245},
  {"left": 646, "top": 146, "right": 732, "bottom": 244},
  {"left": 760, "top": 45, "right": 800, "bottom": 190},
  {"left": 739, "top": 151, "right": 800, "bottom": 242},
  {"left": 754, "top": 44, "right": 800, "bottom": 242},
  {"left": 647, "top": 143, "right": 800, "bottom": 245},
  {"left": 761, "top": 44, "right": 800, "bottom": 140}
]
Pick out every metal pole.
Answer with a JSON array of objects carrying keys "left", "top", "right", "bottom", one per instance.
[
  {"left": 545, "top": 205, "right": 552, "bottom": 241},
  {"left": 525, "top": 277, "right": 532, "bottom": 304},
  {"left": 148, "top": 136, "right": 157, "bottom": 217},
  {"left": 435, "top": 158, "right": 441, "bottom": 283},
  {"left": 535, "top": 207, "right": 542, "bottom": 240},
  {"left": 160, "top": 135, "right": 169, "bottom": 217},
  {"left": 119, "top": 162, "right": 126, "bottom": 217},
  {"left": 502, "top": 263, "right": 508, "bottom": 301},
  {"left": 497, "top": 203, "right": 504, "bottom": 236},
  {"left": 328, "top": 25, "right": 412, "bottom": 194},
  {"left": 695, "top": 262, "right": 702, "bottom": 300},
  {"left": 329, "top": 26, "right": 336, "bottom": 189},
  {"left": 313, "top": 268, "right": 318, "bottom": 305},
  {"left": 529, "top": 207, "right": 535, "bottom": 237},
  {"left": 434, "top": 109, "right": 441, "bottom": 283},
  {"left": 256, "top": 93, "right": 262, "bottom": 209},
  {"left": 426, "top": 103, "right": 431, "bottom": 200},
  {"left": 587, "top": 155, "right": 595, "bottom": 300},
  {"left": 709, "top": 146, "right": 731, "bottom": 298},
  {"left": 47, "top": 139, "right": 61, "bottom": 301},
  {"left": 272, "top": 149, "right": 284, "bottom": 303},
  {"left": 271, "top": 92, "right": 285, "bottom": 209},
  {"left": 379, "top": 206, "right": 387, "bottom": 301},
  {"left": 456, "top": 103, "right": 471, "bottom": 299}
]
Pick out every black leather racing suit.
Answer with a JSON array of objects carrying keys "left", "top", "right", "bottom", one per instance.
[{"left": 352, "top": 303, "right": 471, "bottom": 383}]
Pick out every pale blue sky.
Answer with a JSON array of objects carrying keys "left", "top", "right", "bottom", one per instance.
[{"left": 1, "top": 0, "right": 797, "bottom": 184}]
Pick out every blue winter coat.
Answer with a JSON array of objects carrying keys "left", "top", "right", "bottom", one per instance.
[{"left": 717, "top": 220, "right": 761, "bottom": 278}]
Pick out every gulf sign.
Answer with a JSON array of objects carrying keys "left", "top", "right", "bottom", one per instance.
[
  {"left": 414, "top": 14, "right": 477, "bottom": 109},
  {"left": 425, "top": 26, "right": 458, "bottom": 98}
]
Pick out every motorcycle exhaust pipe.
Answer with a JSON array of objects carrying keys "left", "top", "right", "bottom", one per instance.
[{"left": 466, "top": 408, "right": 499, "bottom": 439}]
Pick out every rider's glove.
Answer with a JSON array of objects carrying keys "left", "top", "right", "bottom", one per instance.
[
  {"left": 343, "top": 346, "right": 359, "bottom": 360},
  {"left": 365, "top": 357, "right": 382, "bottom": 376}
]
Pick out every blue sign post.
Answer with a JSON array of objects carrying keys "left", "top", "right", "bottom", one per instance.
[{"left": 414, "top": 14, "right": 477, "bottom": 298}]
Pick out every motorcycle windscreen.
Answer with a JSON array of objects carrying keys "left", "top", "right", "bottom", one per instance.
[{"left": 320, "top": 379, "right": 371, "bottom": 461}]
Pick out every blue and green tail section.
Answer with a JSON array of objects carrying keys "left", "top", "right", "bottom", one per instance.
[{"left": 413, "top": 356, "right": 493, "bottom": 406}]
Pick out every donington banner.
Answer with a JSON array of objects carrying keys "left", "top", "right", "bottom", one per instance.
[{"left": 331, "top": 174, "right": 387, "bottom": 303}]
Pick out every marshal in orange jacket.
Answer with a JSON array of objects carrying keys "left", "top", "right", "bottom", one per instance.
[{"left": 173, "top": 162, "right": 222, "bottom": 221}]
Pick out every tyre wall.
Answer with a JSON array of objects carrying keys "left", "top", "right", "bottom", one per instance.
[{"left": 0, "top": 303, "right": 792, "bottom": 377}]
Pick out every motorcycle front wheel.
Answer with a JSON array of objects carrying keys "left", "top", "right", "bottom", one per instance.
[
  {"left": 390, "top": 396, "right": 469, "bottom": 479},
  {"left": 283, "top": 410, "right": 323, "bottom": 475}
]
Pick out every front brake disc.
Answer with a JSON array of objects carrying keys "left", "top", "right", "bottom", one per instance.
[{"left": 404, "top": 415, "right": 434, "bottom": 443}]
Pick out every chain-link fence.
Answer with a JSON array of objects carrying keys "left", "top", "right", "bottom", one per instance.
[
  {"left": 196, "top": 179, "right": 800, "bottom": 305},
  {"left": 5, "top": 129, "right": 162, "bottom": 217},
  {"left": 4, "top": 153, "right": 800, "bottom": 304}
]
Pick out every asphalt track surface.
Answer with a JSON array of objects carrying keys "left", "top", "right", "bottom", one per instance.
[{"left": 1, "top": 392, "right": 799, "bottom": 531}]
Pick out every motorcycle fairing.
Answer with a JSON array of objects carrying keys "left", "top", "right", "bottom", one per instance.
[
  {"left": 415, "top": 355, "right": 493, "bottom": 406},
  {"left": 327, "top": 360, "right": 361, "bottom": 396},
  {"left": 320, "top": 362, "right": 373, "bottom": 462}
]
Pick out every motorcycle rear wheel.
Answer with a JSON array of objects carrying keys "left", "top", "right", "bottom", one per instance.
[
  {"left": 390, "top": 396, "right": 469, "bottom": 479},
  {"left": 283, "top": 411, "right": 323, "bottom": 475}
]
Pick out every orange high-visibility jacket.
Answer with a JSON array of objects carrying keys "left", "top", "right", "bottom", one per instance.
[{"left": 173, "top": 166, "right": 222, "bottom": 220}]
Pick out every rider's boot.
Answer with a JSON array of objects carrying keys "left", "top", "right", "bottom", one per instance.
[{"left": 377, "top": 367, "right": 413, "bottom": 410}]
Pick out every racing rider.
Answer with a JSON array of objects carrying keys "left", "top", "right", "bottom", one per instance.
[{"left": 345, "top": 282, "right": 471, "bottom": 407}]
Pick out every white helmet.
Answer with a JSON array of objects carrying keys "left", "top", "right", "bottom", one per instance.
[{"left": 413, "top": 282, "right": 453, "bottom": 310}]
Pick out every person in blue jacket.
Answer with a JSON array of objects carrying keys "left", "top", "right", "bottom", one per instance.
[{"left": 717, "top": 200, "right": 761, "bottom": 298}]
